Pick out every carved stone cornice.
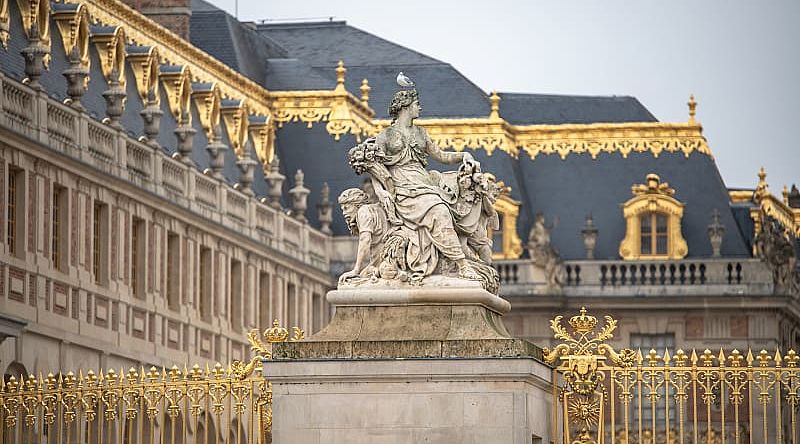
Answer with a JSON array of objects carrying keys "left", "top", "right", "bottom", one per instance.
[
  {"left": 52, "top": 3, "right": 90, "bottom": 67},
  {"left": 89, "top": 24, "right": 125, "bottom": 86}
]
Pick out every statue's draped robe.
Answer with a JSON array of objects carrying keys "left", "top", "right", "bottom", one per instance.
[{"left": 377, "top": 125, "right": 465, "bottom": 276}]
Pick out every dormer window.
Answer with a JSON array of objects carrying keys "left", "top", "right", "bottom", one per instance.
[{"left": 619, "top": 174, "right": 688, "bottom": 260}]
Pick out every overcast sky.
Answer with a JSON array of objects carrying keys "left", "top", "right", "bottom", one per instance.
[{"left": 210, "top": 0, "right": 799, "bottom": 192}]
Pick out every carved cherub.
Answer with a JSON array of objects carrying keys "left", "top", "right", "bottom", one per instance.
[
  {"left": 337, "top": 188, "right": 388, "bottom": 284},
  {"left": 453, "top": 160, "right": 502, "bottom": 264}
]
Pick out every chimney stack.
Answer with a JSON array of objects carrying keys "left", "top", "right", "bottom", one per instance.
[{"left": 122, "top": 0, "right": 192, "bottom": 41}]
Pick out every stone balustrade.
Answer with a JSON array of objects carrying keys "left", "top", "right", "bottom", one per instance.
[
  {"left": 0, "top": 71, "right": 330, "bottom": 271},
  {"left": 495, "top": 257, "right": 774, "bottom": 297}
]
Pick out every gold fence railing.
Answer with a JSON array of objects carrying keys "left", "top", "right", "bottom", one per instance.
[
  {"left": 0, "top": 320, "right": 303, "bottom": 444},
  {"left": 545, "top": 308, "right": 800, "bottom": 444}
]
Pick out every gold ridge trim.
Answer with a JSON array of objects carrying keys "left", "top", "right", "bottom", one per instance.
[{"left": 82, "top": 0, "right": 271, "bottom": 117}]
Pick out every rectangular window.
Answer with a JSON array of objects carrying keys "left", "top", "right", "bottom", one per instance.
[
  {"left": 640, "top": 214, "right": 652, "bottom": 255},
  {"left": 7, "top": 168, "right": 19, "bottom": 256},
  {"left": 131, "top": 217, "right": 145, "bottom": 298},
  {"left": 230, "top": 258, "right": 242, "bottom": 332},
  {"left": 199, "top": 246, "right": 212, "bottom": 321},
  {"left": 167, "top": 232, "right": 180, "bottom": 310},
  {"left": 640, "top": 212, "right": 669, "bottom": 256},
  {"left": 51, "top": 185, "right": 66, "bottom": 271},
  {"left": 92, "top": 201, "right": 108, "bottom": 285},
  {"left": 655, "top": 214, "right": 668, "bottom": 255}
]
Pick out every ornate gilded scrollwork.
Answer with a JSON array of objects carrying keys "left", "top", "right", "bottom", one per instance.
[
  {"left": 0, "top": 0, "right": 9, "bottom": 49},
  {"left": 545, "top": 307, "right": 634, "bottom": 444},
  {"left": 126, "top": 45, "right": 160, "bottom": 105},
  {"left": 221, "top": 98, "right": 249, "bottom": 157},
  {"left": 492, "top": 191, "right": 523, "bottom": 260},
  {"left": 16, "top": 0, "right": 50, "bottom": 54},
  {"left": 249, "top": 115, "right": 276, "bottom": 165},
  {"left": 52, "top": 3, "right": 90, "bottom": 68},
  {"left": 90, "top": 24, "right": 126, "bottom": 87},
  {"left": 231, "top": 320, "right": 305, "bottom": 381},
  {"left": 191, "top": 82, "right": 221, "bottom": 141},
  {"left": 159, "top": 64, "right": 192, "bottom": 124}
]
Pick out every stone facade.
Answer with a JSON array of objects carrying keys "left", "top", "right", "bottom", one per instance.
[{"left": 0, "top": 72, "right": 333, "bottom": 377}]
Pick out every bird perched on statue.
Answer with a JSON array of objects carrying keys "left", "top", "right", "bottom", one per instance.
[{"left": 396, "top": 72, "right": 414, "bottom": 88}]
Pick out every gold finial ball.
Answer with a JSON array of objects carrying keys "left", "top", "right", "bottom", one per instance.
[{"left": 569, "top": 306, "right": 598, "bottom": 333}]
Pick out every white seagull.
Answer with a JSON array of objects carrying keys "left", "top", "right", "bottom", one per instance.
[{"left": 396, "top": 72, "right": 415, "bottom": 88}]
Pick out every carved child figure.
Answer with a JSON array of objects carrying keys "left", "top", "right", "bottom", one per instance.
[{"left": 338, "top": 188, "right": 388, "bottom": 284}]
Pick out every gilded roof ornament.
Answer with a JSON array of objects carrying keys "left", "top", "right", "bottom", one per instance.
[
  {"left": 631, "top": 173, "right": 675, "bottom": 197},
  {"left": 688, "top": 94, "right": 697, "bottom": 125},
  {"left": 360, "top": 78, "right": 371, "bottom": 107},
  {"left": 489, "top": 91, "right": 501, "bottom": 120},
  {"left": 335, "top": 60, "right": 346, "bottom": 92}
]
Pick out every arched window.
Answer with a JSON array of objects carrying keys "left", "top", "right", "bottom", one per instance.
[{"left": 619, "top": 174, "right": 688, "bottom": 260}]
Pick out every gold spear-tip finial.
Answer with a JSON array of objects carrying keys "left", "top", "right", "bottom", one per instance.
[
  {"left": 783, "top": 184, "right": 790, "bottom": 205},
  {"left": 688, "top": 94, "right": 697, "bottom": 124},
  {"left": 489, "top": 90, "right": 501, "bottom": 120},
  {"left": 336, "top": 60, "right": 346, "bottom": 85}
]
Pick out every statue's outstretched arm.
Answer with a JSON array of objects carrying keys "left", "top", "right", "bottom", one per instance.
[{"left": 424, "top": 128, "right": 472, "bottom": 165}]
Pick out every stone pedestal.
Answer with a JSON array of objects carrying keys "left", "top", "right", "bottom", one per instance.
[
  {"left": 265, "top": 358, "right": 553, "bottom": 444},
  {"left": 265, "top": 282, "right": 552, "bottom": 444}
]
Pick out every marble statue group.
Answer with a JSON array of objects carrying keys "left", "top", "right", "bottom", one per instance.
[{"left": 338, "top": 82, "right": 501, "bottom": 294}]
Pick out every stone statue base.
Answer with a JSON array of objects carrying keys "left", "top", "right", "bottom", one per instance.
[
  {"left": 265, "top": 282, "right": 551, "bottom": 443},
  {"left": 271, "top": 280, "right": 538, "bottom": 359}
]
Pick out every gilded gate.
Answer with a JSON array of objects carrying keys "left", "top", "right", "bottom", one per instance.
[
  {"left": 546, "top": 307, "right": 800, "bottom": 444},
  {"left": 0, "top": 320, "right": 303, "bottom": 444}
]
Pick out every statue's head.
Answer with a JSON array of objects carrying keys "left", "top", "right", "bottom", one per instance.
[
  {"left": 338, "top": 188, "right": 371, "bottom": 235},
  {"left": 388, "top": 88, "right": 420, "bottom": 120}
]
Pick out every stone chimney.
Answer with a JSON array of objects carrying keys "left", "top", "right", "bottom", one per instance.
[{"left": 122, "top": 0, "right": 192, "bottom": 41}]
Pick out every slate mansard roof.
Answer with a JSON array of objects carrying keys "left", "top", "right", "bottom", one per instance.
[
  {"left": 182, "top": 0, "right": 755, "bottom": 260},
  {"left": 0, "top": 0, "right": 753, "bottom": 262}
]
